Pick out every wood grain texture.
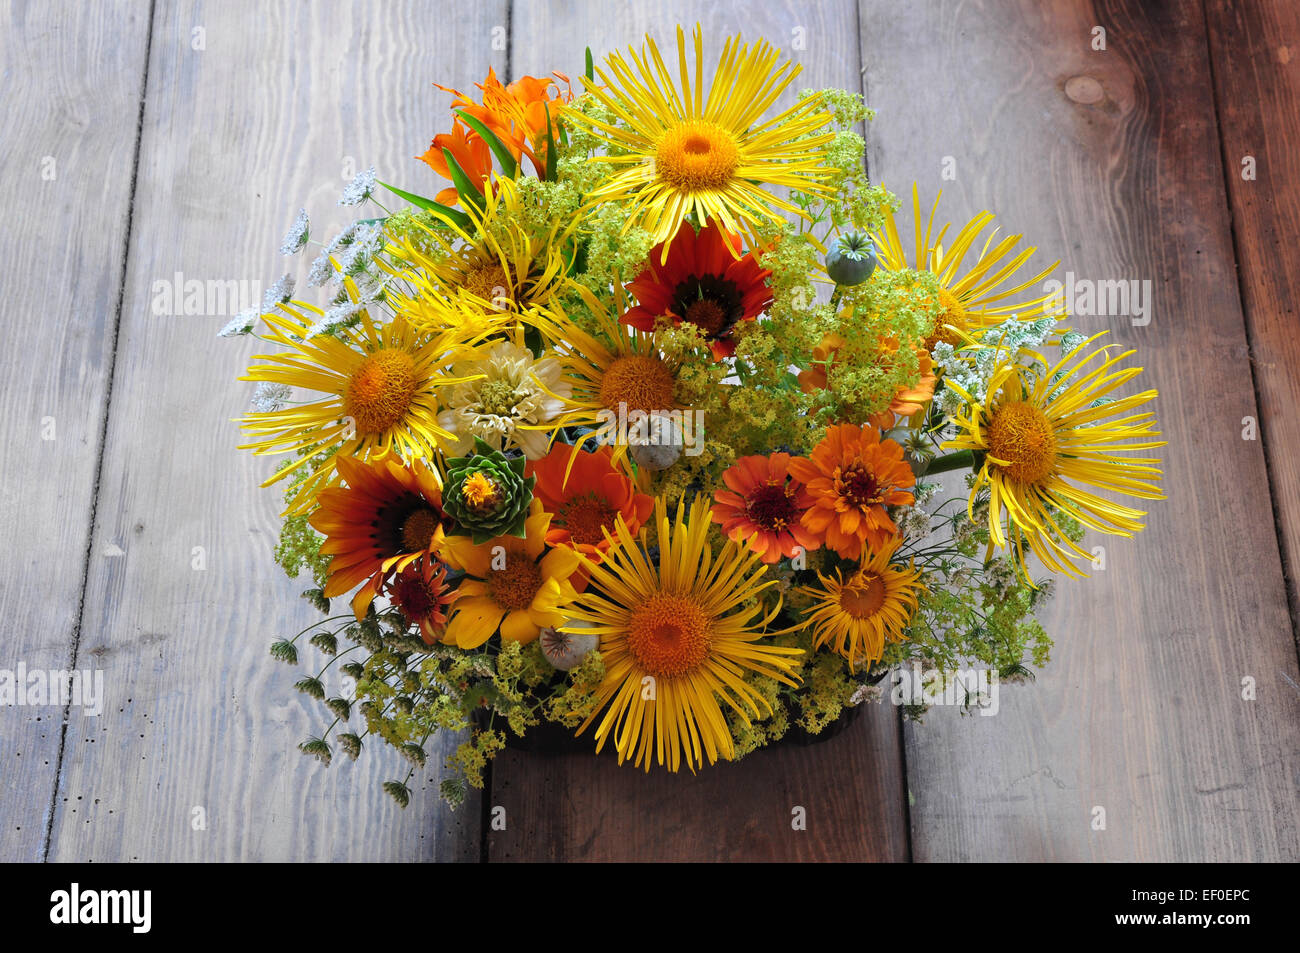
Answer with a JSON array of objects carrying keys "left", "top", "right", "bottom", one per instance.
[
  {"left": 0, "top": 0, "right": 152, "bottom": 862},
  {"left": 491, "top": 0, "right": 911, "bottom": 862},
  {"left": 44, "top": 0, "right": 508, "bottom": 862},
  {"left": 1204, "top": 1, "right": 1300, "bottom": 653},
  {"left": 861, "top": 0, "right": 1300, "bottom": 861}
]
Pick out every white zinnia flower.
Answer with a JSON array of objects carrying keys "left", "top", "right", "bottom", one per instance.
[{"left": 439, "top": 341, "right": 572, "bottom": 459}]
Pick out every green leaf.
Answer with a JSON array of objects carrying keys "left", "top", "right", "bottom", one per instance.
[
  {"left": 442, "top": 147, "right": 486, "bottom": 213},
  {"left": 542, "top": 101, "right": 558, "bottom": 182},
  {"left": 455, "top": 109, "right": 519, "bottom": 177},
  {"left": 585, "top": 46, "right": 594, "bottom": 82},
  {"left": 377, "top": 180, "right": 470, "bottom": 230}
]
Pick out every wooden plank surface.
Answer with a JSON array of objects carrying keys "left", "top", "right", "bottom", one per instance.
[
  {"left": 1205, "top": 1, "right": 1300, "bottom": 652},
  {"left": 0, "top": 0, "right": 152, "bottom": 862},
  {"left": 862, "top": 0, "right": 1300, "bottom": 861},
  {"left": 491, "top": 0, "right": 911, "bottom": 862},
  {"left": 44, "top": 0, "right": 507, "bottom": 862}
]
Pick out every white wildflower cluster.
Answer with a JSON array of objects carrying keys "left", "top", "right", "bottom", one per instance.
[
  {"left": 217, "top": 308, "right": 259, "bottom": 338},
  {"left": 894, "top": 504, "right": 932, "bottom": 540},
  {"left": 339, "top": 166, "right": 377, "bottom": 206},
  {"left": 978, "top": 316, "right": 1055, "bottom": 352},
  {"left": 913, "top": 480, "right": 939, "bottom": 504},
  {"left": 1059, "top": 330, "right": 1088, "bottom": 355},
  {"left": 250, "top": 381, "right": 292, "bottom": 413},
  {"left": 307, "top": 299, "right": 369, "bottom": 339},
  {"left": 985, "top": 556, "right": 1021, "bottom": 599},
  {"left": 279, "top": 208, "right": 310, "bottom": 255},
  {"left": 847, "top": 681, "right": 885, "bottom": 707},
  {"left": 262, "top": 273, "right": 296, "bottom": 310},
  {"left": 339, "top": 222, "right": 386, "bottom": 277}
]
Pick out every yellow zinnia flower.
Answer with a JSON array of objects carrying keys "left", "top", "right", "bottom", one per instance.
[
  {"left": 799, "top": 536, "right": 925, "bottom": 671},
  {"left": 440, "top": 500, "right": 583, "bottom": 648},
  {"left": 565, "top": 496, "right": 804, "bottom": 772},
  {"left": 873, "top": 184, "right": 1061, "bottom": 347},
  {"left": 944, "top": 335, "right": 1165, "bottom": 576},
  {"left": 568, "top": 24, "right": 835, "bottom": 257}
]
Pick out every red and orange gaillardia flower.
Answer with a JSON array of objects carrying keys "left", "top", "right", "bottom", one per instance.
[
  {"left": 386, "top": 559, "right": 459, "bottom": 645},
  {"left": 788, "top": 424, "right": 916, "bottom": 560},
  {"left": 308, "top": 454, "right": 452, "bottom": 619},
  {"left": 527, "top": 445, "right": 654, "bottom": 561},
  {"left": 622, "top": 219, "right": 772, "bottom": 360},
  {"left": 710, "top": 453, "right": 820, "bottom": 564}
]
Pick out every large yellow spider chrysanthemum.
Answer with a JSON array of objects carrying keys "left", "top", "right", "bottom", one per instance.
[
  {"left": 568, "top": 24, "right": 835, "bottom": 257},
  {"left": 944, "top": 335, "right": 1165, "bottom": 576},
  {"left": 799, "top": 536, "right": 925, "bottom": 671},
  {"left": 238, "top": 307, "right": 484, "bottom": 514},
  {"left": 873, "top": 185, "right": 1061, "bottom": 347},
  {"left": 564, "top": 496, "right": 804, "bottom": 772},
  {"left": 385, "top": 176, "right": 575, "bottom": 322}
]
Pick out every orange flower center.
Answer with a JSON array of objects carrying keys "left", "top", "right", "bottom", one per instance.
[
  {"left": 746, "top": 482, "right": 799, "bottom": 532},
  {"left": 400, "top": 507, "right": 441, "bottom": 552},
  {"left": 654, "top": 121, "right": 740, "bottom": 192},
  {"left": 599, "top": 353, "right": 676, "bottom": 413},
  {"left": 460, "top": 472, "right": 504, "bottom": 514},
  {"left": 839, "top": 572, "right": 887, "bottom": 619},
  {"left": 556, "top": 493, "right": 619, "bottom": 546},
  {"left": 626, "top": 594, "right": 711, "bottom": 678},
  {"left": 835, "top": 462, "right": 884, "bottom": 509},
  {"left": 986, "top": 400, "right": 1058, "bottom": 485},
  {"left": 344, "top": 348, "right": 418, "bottom": 435},
  {"left": 463, "top": 260, "right": 512, "bottom": 305},
  {"left": 488, "top": 556, "right": 542, "bottom": 611}
]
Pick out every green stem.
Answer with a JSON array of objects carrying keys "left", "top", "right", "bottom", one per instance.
[{"left": 922, "top": 449, "right": 976, "bottom": 476}]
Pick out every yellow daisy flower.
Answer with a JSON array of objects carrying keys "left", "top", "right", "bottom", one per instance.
[
  {"left": 238, "top": 307, "right": 483, "bottom": 514},
  {"left": 565, "top": 495, "right": 804, "bottom": 772},
  {"left": 944, "top": 335, "right": 1165, "bottom": 576},
  {"left": 873, "top": 184, "right": 1061, "bottom": 347},
  {"left": 568, "top": 24, "right": 835, "bottom": 257},
  {"left": 440, "top": 500, "right": 583, "bottom": 648},
  {"left": 799, "top": 536, "right": 925, "bottom": 671}
]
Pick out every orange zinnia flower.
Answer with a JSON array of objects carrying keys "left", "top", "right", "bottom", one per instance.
[
  {"left": 788, "top": 424, "right": 916, "bottom": 560},
  {"left": 622, "top": 220, "right": 772, "bottom": 360},
  {"left": 418, "top": 120, "right": 494, "bottom": 206},
  {"left": 526, "top": 445, "right": 653, "bottom": 561},
  {"left": 386, "top": 559, "right": 459, "bottom": 645},
  {"left": 308, "top": 454, "right": 451, "bottom": 619},
  {"left": 710, "top": 453, "right": 821, "bottom": 563}
]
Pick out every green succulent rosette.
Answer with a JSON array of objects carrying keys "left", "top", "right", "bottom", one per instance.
[{"left": 442, "top": 437, "right": 535, "bottom": 543}]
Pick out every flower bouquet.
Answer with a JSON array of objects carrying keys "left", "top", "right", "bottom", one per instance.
[{"left": 225, "top": 26, "right": 1163, "bottom": 808}]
